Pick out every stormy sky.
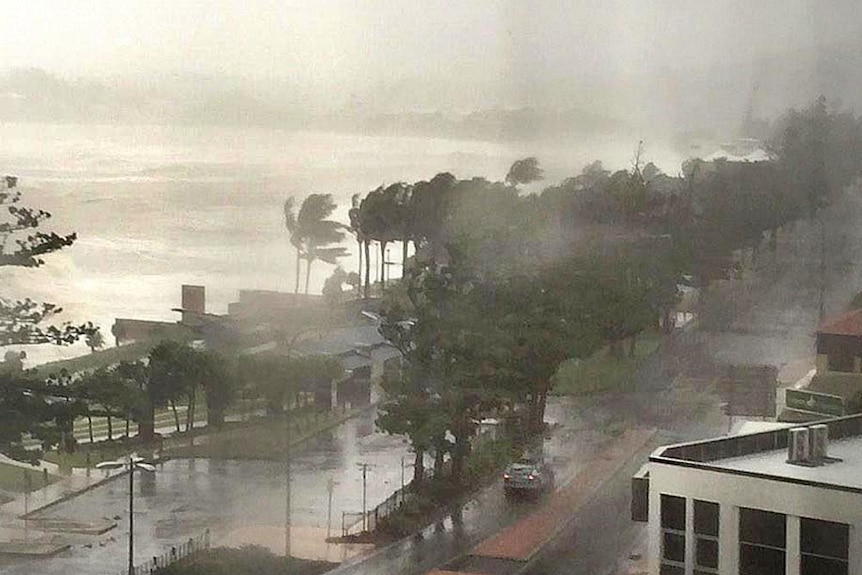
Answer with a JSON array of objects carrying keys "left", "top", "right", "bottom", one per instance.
[{"left": 2, "top": 1, "right": 861, "bottom": 129}]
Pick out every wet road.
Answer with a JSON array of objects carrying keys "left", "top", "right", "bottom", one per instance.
[{"left": 0, "top": 408, "right": 412, "bottom": 574}]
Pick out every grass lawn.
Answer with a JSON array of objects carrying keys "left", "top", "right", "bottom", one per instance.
[
  {"left": 551, "top": 331, "right": 662, "bottom": 396},
  {"left": 166, "top": 407, "right": 364, "bottom": 460},
  {"left": 0, "top": 461, "right": 59, "bottom": 494}
]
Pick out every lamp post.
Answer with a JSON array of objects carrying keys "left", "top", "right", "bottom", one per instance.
[{"left": 96, "top": 457, "right": 156, "bottom": 575}]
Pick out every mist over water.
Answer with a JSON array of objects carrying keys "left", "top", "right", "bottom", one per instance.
[{"left": 1, "top": 122, "right": 684, "bottom": 365}]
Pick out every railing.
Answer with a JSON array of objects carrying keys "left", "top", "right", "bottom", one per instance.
[
  {"left": 116, "top": 529, "right": 210, "bottom": 575},
  {"left": 342, "top": 468, "right": 433, "bottom": 536}
]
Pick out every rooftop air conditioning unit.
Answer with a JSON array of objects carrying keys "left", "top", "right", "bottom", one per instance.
[
  {"left": 810, "top": 424, "right": 829, "bottom": 463},
  {"left": 788, "top": 427, "right": 810, "bottom": 464}
]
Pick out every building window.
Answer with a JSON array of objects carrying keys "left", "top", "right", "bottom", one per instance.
[
  {"left": 694, "top": 500, "right": 719, "bottom": 573},
  {"left": 800, "top": 517, "right": 848, "bottom": 575},
  {"left": 739, "top": 507, "right": 786, "bottom": 575},
  {"left": 661, "top": 494, "right": 686, "bottom": 575}
]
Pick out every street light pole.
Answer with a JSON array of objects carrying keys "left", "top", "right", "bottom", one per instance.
[
  {"left": 96, "top": 456, "right": 156, "bottom": 575},
  {"left": 358, "top": 463, "right": 369, "bottom": 531},
  {"left": 128, "top": 460, "right": 134, "bottom": 575}
]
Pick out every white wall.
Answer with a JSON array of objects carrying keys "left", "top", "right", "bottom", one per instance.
[{"left": 648, "top": 462, "right": 862, "bottom": 574}]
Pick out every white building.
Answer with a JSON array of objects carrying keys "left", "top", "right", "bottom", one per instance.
[{"left": 632, "top": 416, "right": 862, "bottom": 575}]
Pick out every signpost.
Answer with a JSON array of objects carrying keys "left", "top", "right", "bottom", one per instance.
[{"left": 785, "top": 389, "right": 845, "bottom": 417}]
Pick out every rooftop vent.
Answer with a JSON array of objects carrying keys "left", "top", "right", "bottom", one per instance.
[
  {"left": 810, "top": 424, "right": 829, "bottom": 463},
  {"left": 787, "top": 427, "right": 810, "bottom": 464}
]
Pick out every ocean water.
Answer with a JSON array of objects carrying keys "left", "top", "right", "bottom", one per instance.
[{"left": 0, "top": 122, "right": 684, "bottom": 365}]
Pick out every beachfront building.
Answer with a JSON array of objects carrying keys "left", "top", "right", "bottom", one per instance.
[{"left": 632, "top": 416, "right": 862, "bottom": 575}]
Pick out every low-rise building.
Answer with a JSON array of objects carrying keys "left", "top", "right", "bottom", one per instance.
[{"left": 633, "top": 415, "right": 862, "bottom": 575}]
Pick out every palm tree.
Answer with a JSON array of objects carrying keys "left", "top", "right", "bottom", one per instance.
[
  {"left": 348, "top": 193, "right": 365, "bottom": 296},
  {"left": 284, "top": 198, "right": 304, "bottom": 294},
  {"left": 285, "top": 194, "right": 348, "bottom": 294}
]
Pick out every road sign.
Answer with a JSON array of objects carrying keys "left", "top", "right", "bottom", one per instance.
[{"left": 785, "top": 389, "right": 845, "bottom": 417}]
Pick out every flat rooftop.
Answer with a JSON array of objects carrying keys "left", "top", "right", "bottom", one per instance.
[
  {"left": 717, "top": 436, "right": 862, "bottom": 490},
  {"left": 651, "top": 414, "right": 862, "bottom": 493}
]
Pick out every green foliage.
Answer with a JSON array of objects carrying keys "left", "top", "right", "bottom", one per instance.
[
  {"left": 0, "top": 175, "right": 99, "bottom": 460},
  {"left": 505, "top": 157, "right": 544, "bottom": 186},
  {"left": 551, "top": 331, "right": 661, "bottom": 396},
  {"left": 239, "top": 353, "right": 342, "bottom": 415}
]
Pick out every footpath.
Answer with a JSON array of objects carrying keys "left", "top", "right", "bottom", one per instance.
[{"left": 0, "top": 460, "right": 127, "bottom": 557}]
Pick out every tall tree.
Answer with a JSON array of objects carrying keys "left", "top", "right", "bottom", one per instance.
[
  {"left": 285, "top": 194, "right": 348, "bottom": 294},
  {"left": 0, "top": 175, "right": 96, "bottom": 460}
]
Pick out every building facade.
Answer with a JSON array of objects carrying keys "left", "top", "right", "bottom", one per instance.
[{"left": 634, "top": 416, "right": 862, "bottom": 575}]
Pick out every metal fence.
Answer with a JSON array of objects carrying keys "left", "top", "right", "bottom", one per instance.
[
  {"left": 117, "top": 529, "right": 210, "bottom": 575},
  {"left": 342, "top": 468, "right": 433, "bottom": 536}
]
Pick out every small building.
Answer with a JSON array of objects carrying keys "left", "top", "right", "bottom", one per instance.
[
  {"left": 633, "top": 416, "right": 862, "bottom": 575},
  {"left": 816, "top": 308, "right": 862, "bottom": 376}
]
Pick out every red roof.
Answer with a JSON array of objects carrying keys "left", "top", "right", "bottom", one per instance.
[{"left": 818, "top": 308, "right": 862, "bottom": 337}]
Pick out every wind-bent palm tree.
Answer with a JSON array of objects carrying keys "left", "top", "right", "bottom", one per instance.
[
  {"left": 347, "top": 193, "right": 365, "bottom": 296},
  {"left": 285, "top": 194, "right": 348, "bottom": 294},
  {"left": 284, "top": 198, "right": 304, "bottom": 293}
]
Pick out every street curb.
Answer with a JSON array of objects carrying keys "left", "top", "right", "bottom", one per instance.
[{"left": 514, "top": 428, "right": 660, "bottom": 574}]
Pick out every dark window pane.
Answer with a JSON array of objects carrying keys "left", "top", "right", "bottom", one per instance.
[
  {"left": 801, "top": 554, "right": 848, "bottom": 575},
  {"left": 695, "top": 572, "right": 717, "bottom": 575},
  {"left": 696, "top": 537, "right": 718, "bottom": 569},
  {"left": 740, "top": 507, "right": 786, "bottom": 548},
  {"left": 740, "top": 544, "right": 785, "bottom": 575},
  {"left": 694, "top": 500, "right": 719, "bottom": 536},
  {"left": 661, "top": 494, "right": 686, "bottom": 530},
  {"left": 660, "top": 563, "right": 684, "bottom": 575},
  {"left": 663, "top": 532, "right": 685, "bottom": 562},
  {"left": 801, "top": 518, "right": 849, "bottom": 559}
]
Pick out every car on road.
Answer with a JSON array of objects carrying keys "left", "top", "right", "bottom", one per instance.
[{"left": 503, "top": 459, "right": 555, "bottom": 499}]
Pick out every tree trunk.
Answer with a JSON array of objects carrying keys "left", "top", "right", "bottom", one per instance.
[
  {"left": 402, "top": 239, "right": 409, "bottom": 269},
  {"left": 629, "top": 334, "right": 638, "bottom": 357},
  {"left": 364, "top": 240, "right": 371, "bottom": 299},
  {"left": 305, "top": 257, "right": 313, "bottom": 294},
  {"left": 451, "top": 429, "right": 468, "bottom": 486},
  {"left": 87, "top": 413, "right": 94, "bottom": 444},
  {"left": 412, "top": 450, "right": 424, "bottom": 486},
  {"left": 379, "top": 241, "right": 387, "bottom": 292},
  {"left": 125, "top": 415, "right": 130, "bottom": 438},
  {"left": 186, "top": 389, "right": 196, "bottom": 432},
  {"left": 138, "top": 402, "right": 155, "bottom": 443},
  {"left": 171, "top": 400, "right": 181, "bottom": 432},
  {"left": 106, "top": 415, "right": 113, "bottom": 441},
  {"left": 295, "top": 246, "right": 302, "bottom": 294},
  {"left": 357, "top": 239, "right": 363, "bottom": 294},
  {"left": 207, "top": 403, "right": 225, "bottom": 429}
]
